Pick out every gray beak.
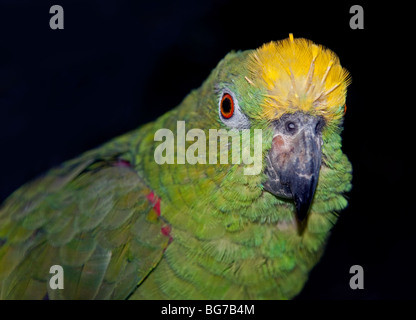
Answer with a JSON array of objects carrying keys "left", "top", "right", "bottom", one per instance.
[{"left": 264, "top": 112, "right": 323, "bottom": 224}]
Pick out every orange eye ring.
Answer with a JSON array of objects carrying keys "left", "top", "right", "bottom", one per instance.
[
  {"left": 344, "top": 104, "right": 347, "bottom": 114},
  {"left": 220, "top": 93, "right": 234, "bottom": 119}
]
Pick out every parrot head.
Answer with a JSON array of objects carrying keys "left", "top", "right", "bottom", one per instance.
[{"left": 199, "top": 34, "right": 350, "bottom": 228}]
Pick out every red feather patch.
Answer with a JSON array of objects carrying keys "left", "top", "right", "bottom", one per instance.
[
  {"left": 146, "top": 191, "right": 161, "bottom": 216},
  {"left": 161, "top": 225, "right": 171, "bottom": 237},
  {"left": 147, "top": 191, "right": 172, "bottom": 246},
  {"left": 113, "top": 159, "right": 132, "bottom": 167},
  {"left": 161, "top": 225, "right": 173, "bottom": 246}
]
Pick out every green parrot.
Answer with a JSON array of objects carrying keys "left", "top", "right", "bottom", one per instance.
[{"left": 0, "top": 35, "right": 352, "bottom": 299}]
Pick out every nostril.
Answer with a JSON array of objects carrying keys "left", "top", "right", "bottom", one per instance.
[{"left": 286, "top": 121, "right": 297, "bottom": 134}]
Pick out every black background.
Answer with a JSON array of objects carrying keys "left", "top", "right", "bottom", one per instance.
[{"left": 0, "top": 0, "right": 413, "bottom": 299}]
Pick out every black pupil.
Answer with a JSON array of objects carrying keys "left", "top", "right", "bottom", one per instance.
[{"left": 222, "top": 97, "right": 232, "bottom": 114}]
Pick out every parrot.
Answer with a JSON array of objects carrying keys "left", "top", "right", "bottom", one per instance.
[{"left": 0, "top": 34, "right": 352, "bottom": 300}]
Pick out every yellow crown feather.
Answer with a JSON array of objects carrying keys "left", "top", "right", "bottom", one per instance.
[{"left": 248, "top": 34, "right": 351, "bottom": 123}]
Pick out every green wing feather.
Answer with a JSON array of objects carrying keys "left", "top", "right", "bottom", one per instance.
[{"left": 0, "top": 133, "right": 169, "bottom": 299}]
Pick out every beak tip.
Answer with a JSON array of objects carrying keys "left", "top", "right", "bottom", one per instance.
[
  {"left": 294, "top": 196, "right": 311, "bottom": 235},
  {"left": 294, "top": 196, "right": 310, "bottom": 222},
  {"left": 292, "top": 173, "right": 319, "bottom": 224}
]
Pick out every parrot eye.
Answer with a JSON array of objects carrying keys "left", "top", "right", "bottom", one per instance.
[
  {"left": 220, "top": 93, "right": 234, "bottom": 119},
  {"left": 218, "top": 88, "right": 250, "bottom": 129}
]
